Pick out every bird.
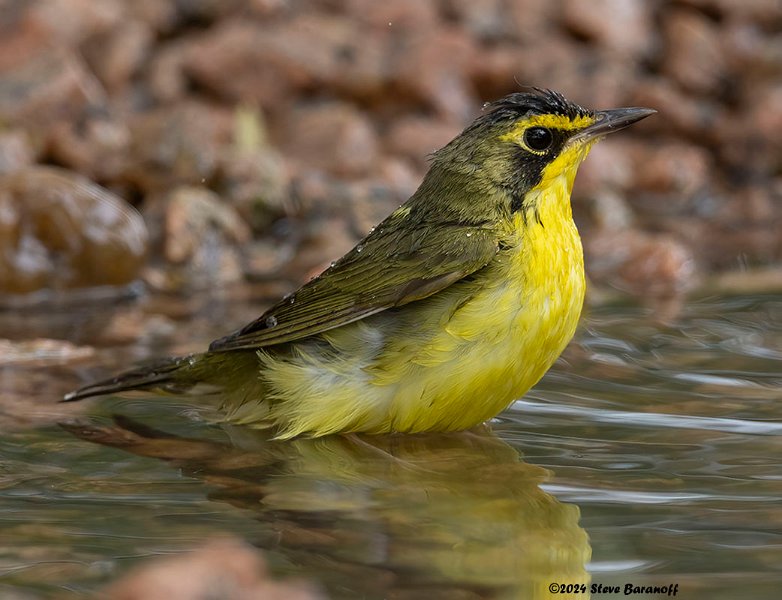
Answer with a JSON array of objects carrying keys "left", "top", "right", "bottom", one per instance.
[{"left": 64, "top": 88, "right": 655, "bottom": 439}]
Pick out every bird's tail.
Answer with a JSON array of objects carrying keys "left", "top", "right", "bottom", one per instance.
[{"left": 62, "top": 351, "right": 261, "bottom": 403}]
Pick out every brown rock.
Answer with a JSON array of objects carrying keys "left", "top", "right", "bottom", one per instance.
[
  {"left": 712, "top": 82, "right": 782, "bottom": 177},
  {"left": 377, "top": 156, "right": 422, "bottom": 202},
  {"left": 82, "top": 19, "right": 153, "bottom": 93},
  {"left": 47, "top": 113, "right": 131, "bottom": 182},
  {"left": 631, "top": 142, "right": 712, "bottom": 196},
  {"left": 443, "top": 0, "right": 508, "bottom": 40},
  {"left": 145, "top": 40, "right": 191, "bottom": 103},
  {"left": 0, "top": 49, "right": 107, "bottom": 128},
  {"left": 662, "top": 9, "right": 727, "bottom": 95},
  {"left": 0, "top": 166, "right": 147, "bottom": 294},
  {"left": 631, "top": 78, "right": 725, "bottom": 140},
  {"left": 505, "top": 0, "right": 561, "bottom": 43},
  {"left": 389, "top": 28, "right": 478, "bottom": 121},
  {"left": 469, "top": 44, "right": 527, "bottom": 98},
  {"left": 385, "top": 116, "right": 462, "bottom": 169},
  {"left": 348, "top": 0, "right": 440, "bottom": 30},
  {"left": 279, "top": 102, "right": 380, "bottom": 178},
  {"left": 0, "top": 338, "right": 95, "bottom": 367},
  {"left": 163, "top": 186, "right": 251, "bottom": 287},
  {"left": 512, "top": 38, "right": 638, "bottom": 110},
  {"left": 723, "top": 20, "right": 782, "bottom": 79},
  {"left": 573, "top": 139, "right": 637, "bottom": 199},
  {"left": 123, "top": 101, "right": 233, "bottom": 193},
  {"left": 181, "top": 21, "right": 284, "bottom": 106},
  {"left": 562, "top": 0, "right": 653, "bottom": 57},
  {"left": 0, "top": 130, "right": 35, "bottom": 174},
  {"left": 678, "top": 0, "right": 782, "bottom": 21},
  {"left": 746, "top": 84, "right": 782, "bottom": 152},
  {"left": 169, "top": 0, "right": 247, "bottom": 23},
  {"left": 184, "top": 16, "right": 389, "bottom": 108},
  {"left": 101, "top": 536, "right": 323, "bottom": 600},
  {"left": 217, "top": 148, "right": 292, "bottom": 232},
  {"left": 586, "top": 228, "right": 697, "bottom": 299},
  {"left": 126, "top": 0, "right": 179, "bottom": 33},
  {"left": 292, "top": 215, "right": 359, "bottom": 281},
  {"left": 26, "top": 0, "right": 124, "bottom": 45}
]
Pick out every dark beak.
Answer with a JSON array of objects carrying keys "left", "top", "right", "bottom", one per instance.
[{"left": 572, "top": 107, "right": 656, "bottom": 143}]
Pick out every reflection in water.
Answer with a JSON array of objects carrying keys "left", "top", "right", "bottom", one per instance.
[{"left": 63, "top": 418, "right": 591, "bottom": 599}]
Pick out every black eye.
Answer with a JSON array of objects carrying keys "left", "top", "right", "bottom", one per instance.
[{"left": 523, "top": 127, "right": 553, "bottom": 152}]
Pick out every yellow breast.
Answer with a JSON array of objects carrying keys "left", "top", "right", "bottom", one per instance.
[
  {"left": 251, "top": 146, "right": 589, "bottom": 438},
  {"left": 385, "top": 170, "right": 585, "bottom": 432},
  {"left": 251, "top": 170, "right": 584, "bottom": 438}
]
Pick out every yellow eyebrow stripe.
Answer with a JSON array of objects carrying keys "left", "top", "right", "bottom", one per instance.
[{"left": 499, "top": 113, "right": 595, "bottom": 143}]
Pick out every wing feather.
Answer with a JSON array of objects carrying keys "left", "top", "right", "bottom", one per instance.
[{"left": 209, "top": 220, "right": 499, "bottom": 351}]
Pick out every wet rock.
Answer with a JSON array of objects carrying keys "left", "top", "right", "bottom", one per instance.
[
  {"left": 389, "top": 28, "right": 478, "bottom": 121},
  {"left": 586, "top": 228, "right": 697, "bottom": 299},
  {"left": 242, "top": 238, "right": 297, "bottom": 280},
  {"left": 96, "top": 309, "right": 177, "bottom": 346},
  {"left": 0, "top": 0, "right": 779, "bottom": 303},
  {"left": 26, "top": 0, "right": 124, "bottom": 46},
  {"left": 679, "top": 0, "right": 782, "bottom": 21},
  {"left": 0, "top": 49, "right": 107, "bottom": 129},
  {"left": 47, "top": 112, "right": 131, "bottom": 182},
  {"left": 513, "top": 38, "right": 637, "bottom": 110},
  {"left": 123, "top": 101, "right": 233, "bottom": 193},
  {"left": 631, "top": 77, "right": 725, "bottom": 139},
  {"left": 562, "top": 0, "right": 653, "bottom": 57},
  {"left": 0, "top": 166, "right": 148, "bottom": 295},
  {"left": 182, "top": 21, "right": 280, "bottom": 105},
  {"left": 101, "top": 536, "right": 323, "bottom": 600},
  {"left": 345, "top": 0, "right": 440, "bottom": 30},
  {"left": 584, "top": 191, "right": 635, "bottom": 232},
  {"left": 505, "top": 0, "right": 561, "bottom": 43},
  {"left": 376, "top": 156, "right": 422, "bottom": 202},
  {"left": 184, "top": 16, "right": 388, "bottom": 108},
  {"left": 744, "top": 84, "right": 782, "bottom": 161},
  {"left": 126, "top": 0, "right": 179, "bottom": 34},
  {"left": 573, "top": 139, "right": 637, "bottom": 199},
  {"left": 0, "top": 130, "right": 35, "bottom": 174},
  {"left": 145, "top": 39, "right": 191, "bottom": 103},
  {"left": 631, "top": 141, "right": 712, "bottom": 196},
  {"left": 469, "top": 44, "right": 527, "bottom": 98},
  {"left": 662, "top": 9, "right": 727, "bottom": 95},
  {"left": 82, "top": 19, "right": 153, "bottom": 93},
  {"left": 443, "top": 0, "right": 508, "bottom": 41},
  {"left": 293, "top": 216, "right": 359, "bottom": 280},
  {"left": 163, "top": 186, "right": 251, "bottom": 287},
  {"left": 385, "top": 116, "right": 462, "bottom": 170},
  {"left": 278, "top": 102, "right": 380, "bottom": 178},
  {"left": 217, "top": 148, "right": 292, "bottom": 232},
  {"left": 0, "top": 338, "right": 95, "bottom": 367},
  {"left": 169, "top": 0, "right": 248, "bottom": 24}
]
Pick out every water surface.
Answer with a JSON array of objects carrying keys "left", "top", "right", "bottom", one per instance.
[{"left": 1, "top": 294, "right": 780, "bottom": 598}]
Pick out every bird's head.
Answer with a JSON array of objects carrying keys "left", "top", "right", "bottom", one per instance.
[{"left": 429, "top": 89, "right": 655, "bottom": 220}]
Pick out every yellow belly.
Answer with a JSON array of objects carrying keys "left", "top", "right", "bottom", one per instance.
[{"left": 234, "top": 179, "right": 585, "bottom": 438}]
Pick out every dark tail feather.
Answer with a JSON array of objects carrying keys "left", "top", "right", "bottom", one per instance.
[{"left": 62, "top": 354, "right": 199, "bottom": 402}]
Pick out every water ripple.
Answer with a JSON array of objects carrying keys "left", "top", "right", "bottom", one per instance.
[{"left": 512, "top": 399, "right": 782, "bottom": 436}]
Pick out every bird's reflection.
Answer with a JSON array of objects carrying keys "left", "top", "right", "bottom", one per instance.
[{"left": 63, "top": 417, "right": 591, "bottom": 599}]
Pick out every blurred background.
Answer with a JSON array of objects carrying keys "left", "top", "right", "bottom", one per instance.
[
  {"left": 2, "top": 2, "right": 782, "bottom": 598},
  {"left": 1, "top": 0, "right": 781, "bottom": 304}
]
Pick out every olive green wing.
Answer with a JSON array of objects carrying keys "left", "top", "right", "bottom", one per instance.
[{"left": 208, "top": 222, "right": 499, "bottom": 351}]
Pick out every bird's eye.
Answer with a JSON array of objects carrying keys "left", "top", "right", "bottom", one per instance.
[{"left": 523, "top": 127, "right": 553, "bottom": 152}]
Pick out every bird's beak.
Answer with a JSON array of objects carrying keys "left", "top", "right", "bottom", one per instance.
[{"left": 571, "top": 107, "right": 656, "bottom": 144}]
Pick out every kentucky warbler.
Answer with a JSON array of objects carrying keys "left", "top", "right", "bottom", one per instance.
[{"left": 65, "top": 88, "right": 655, "bottom": 438}]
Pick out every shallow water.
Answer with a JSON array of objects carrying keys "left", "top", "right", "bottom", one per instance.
[{"left": 1, "top": 294, "right": 781, "bottom": 598}]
